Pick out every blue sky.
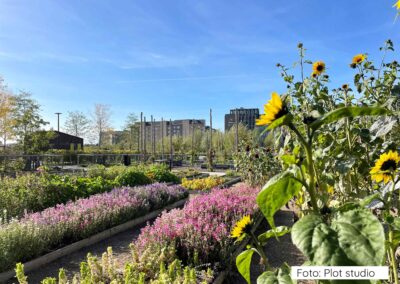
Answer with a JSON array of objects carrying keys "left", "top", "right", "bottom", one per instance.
[{"left": 0, "top": 0, "right": 399, "bottom": 130}]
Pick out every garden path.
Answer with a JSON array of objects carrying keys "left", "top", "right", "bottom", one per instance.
[{"left": 11, "top": 222, "right": 147, "bottom": 284}]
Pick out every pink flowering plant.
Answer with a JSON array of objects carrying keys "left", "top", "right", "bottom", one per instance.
[
  {"left": 0, "top": 183, "right": 187, "bottom": 272},
  {"left": 135, "top": 184, "right": 259, "bottom": 269}
]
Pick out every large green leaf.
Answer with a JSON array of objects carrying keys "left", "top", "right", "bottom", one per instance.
[
  {"left": 257, "top": 172, "right": 303, "bottom": 228},
  {"left": 292, "top": 209, "right": 385, "bottom": 268},
  {"left": 258, "top": 226, "right": 291, "bottom": 245},
  {"left": 236, "top": 249, "right": 255, "bottom": 284},
  {"left": 257, "top": 263, "right": 294, "bottom": 284},
  {"left": 267, "top": 114, "right": 293, "bottom": 131},
  {"left": 310, "top": 106, "right": 390, "bottom": 131}
]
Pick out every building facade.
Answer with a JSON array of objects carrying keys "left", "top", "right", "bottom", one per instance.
[
  {"left": 224, "top": 108, "right": 260, "bottom": 131},
  {"left": 49, "top": 131, "right": 84, "bottom": 150},
  {"left": 138, "top": 119, "right": 206, "bottom": 142}
]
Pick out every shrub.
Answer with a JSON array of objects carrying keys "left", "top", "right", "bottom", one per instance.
[
  {"left": 0, "top": 183, "right": 188, "bottom": 272},
  {"left": 145, "top": 164, "right": 180, "bottom": 183},
  {"left": 181, "top": 176, "right": 224, "bottom": 191},
  {"left": 115, "top": 168, "right": 152, "bottom": 186}
]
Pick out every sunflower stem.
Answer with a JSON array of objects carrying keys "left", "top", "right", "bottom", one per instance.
[
  {"left": 250, "top": 231, "right": 271, "bottom": 271},
  {"left": 389, "top": 229, "right": 399, "bottom": 284},
  {"left": 288, "top": 123, "right": 319, "bottom": 214}
]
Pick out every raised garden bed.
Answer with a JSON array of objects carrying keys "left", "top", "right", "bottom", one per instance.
[{"left": 0, "top": 183, "right": 188, "bottom": 275}]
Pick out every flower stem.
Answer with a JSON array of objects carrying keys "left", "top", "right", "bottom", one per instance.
[
  {"left": 250, "top": 232, "right": 271, "bottom": 270},
  {"left": 389, "top": 229, "right": 399, "bottom": 284},
  {"left": 288, "top": 123, "right": 319, "bottom": 214}
]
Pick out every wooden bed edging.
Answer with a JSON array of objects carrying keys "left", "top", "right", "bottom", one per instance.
[{"left": 0, "top": 197, "right": 188, "bottom": 283}]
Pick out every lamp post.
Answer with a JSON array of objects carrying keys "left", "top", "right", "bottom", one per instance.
[{"left": 55, "top": 112, "right": 62, "bottom": 132}]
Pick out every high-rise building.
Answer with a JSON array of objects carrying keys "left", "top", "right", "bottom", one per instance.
[
  {"left": 224, "top": 108, "right": 260, "bottom": 131},
  {"left": 138, "top": 119, "right": 206, "bottom": 141}
]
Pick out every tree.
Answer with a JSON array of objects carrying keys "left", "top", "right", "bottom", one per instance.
[
  {"left": 13, "top": 91, "right": 49, "bottom": 153},
  {"left": 91, "top": 104, "right": 111, "bottom": 147},
  {"left": 123, "top": 113, "right": 139, "bottom": 151},
  {"left": 0, "top": 78, "right": 16, "bottom": 151},
  {"left": 64, "top": 111, "right": 90, "bottom": 139}
]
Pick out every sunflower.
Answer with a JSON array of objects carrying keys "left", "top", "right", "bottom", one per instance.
[
  {"left": 231, "top": 215, "right": 252, "bottom": 239},
  {"left": 312, "top": 61, "right": 326, "bottom": 76},
  {"left": 394, "top": 0, "right": 400, "bottom": 10},
  {"left": 256, "top": 92, "right": 287, "bottom": 126},
  {"left": 342, "top": 84, "right": 349, "bottom": 90},
  {"left": 352, "top": 54, "right": 366, "bottom": 65},
  {"left": 370, "top": 150, "right": 400, "bottom": 184}
]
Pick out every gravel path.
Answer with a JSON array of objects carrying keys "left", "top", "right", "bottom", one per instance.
[{"left": 224, "top": 208, "right": 306, "bottom": 284}]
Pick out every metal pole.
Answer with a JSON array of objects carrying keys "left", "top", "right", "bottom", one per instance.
[
  {"left": 161, "top": 117, "right": 164, "bottom": 159},
  {"left": 55, "top": 112, "right": 62, "bottom": 132},
  {"left": 151, "top": 115, "right": 154, "bottom": 157},
  {"left": 140, "top": 112, "right": 143, "bottom": 154},
  {"left": 191, "top": 118, "right": 194, "bottom": 165},
  {"left": 144, "top": 116, "right": 147, "bottom": 159},
  {"left": 169, "top": 119, "right": 173, "bottom": 169},
  {"left": 235, "top": 108, "right": 239, "bottom": 153},
  {"left": 153, "top": 117, "right": 156, "bottom": 156},
  {"left": 209, "top": 109, "right": 213, "bottom": 171}
]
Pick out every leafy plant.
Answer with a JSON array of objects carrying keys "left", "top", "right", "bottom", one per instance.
[{"left": 233, "top": 41, "right": 400, "bottom": 284}]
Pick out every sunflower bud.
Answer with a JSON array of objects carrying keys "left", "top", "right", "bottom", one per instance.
[
  {"left": 297, "top": 42, "right": 303, "bottom": 48},
  {"left": 350, "top": 63, "right": 357, "bottom": 69}
]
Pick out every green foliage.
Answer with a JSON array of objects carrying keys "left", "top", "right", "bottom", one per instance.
[
  {"left": 145, "top": 164, "right": 180, "bottom": 183},
  {"left": 310, "top": 106, "right": 391, "bottom": 130},
  {"left": 0, "top": 173, "right": 115, "bottom": 218},
  {"left": 15, "top": 244, "right": 213, "bottom": 283},
  {"left": 257, "top": 264, "right": 294, "bottom": 284},
  {"left": 234, "top": 140, "right": 280, "bottom": 187},
  {"left": 256, "top": 171, "right": 303, "bottom": 228},
  {"left": 115, "top": 168, "right": 152, "bottom": 187},
  {"left": 235, "top": 40, "right": 400, "bottom": 283},
  {"left": 236, "top": 249, "right": 255, "bottom": 284},
  {"left": 292, "top": 208, "right": 385, "bottom": 267},
  {"left": 257, "top": 226, "right": 291, "bottom": 245}
]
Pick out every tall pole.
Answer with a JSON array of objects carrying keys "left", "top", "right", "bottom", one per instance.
[
  {"left": 169, "top": 119, "right": 173, "bottom": 169},
  {"left": 140, "top": 112, "right": 143, "bottom": 155},
  {"left": 144, "top": 116, "right": 147, "bottom": 158},
  {"left": 191, "top": 118, "right": 195, "bottom": 165},
  {"left": 153, "top": 117, "right": 156, "bottom": 156},
  {"left": 161, "top": 118, "right": 164, "bottom": 159},
  {"left": 209, "top": 109, "right": 213, "bottom": 171},
  {"left": 235, "top": 108, "right": 239, "bottom": 154},
  {"left": 150, "top": 115, "right": 154, "bottom": 158},
  {"left": 55, "top": 112, "right": 62, "bottom": 132}
]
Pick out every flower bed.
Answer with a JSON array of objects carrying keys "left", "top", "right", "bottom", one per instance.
[
  {"left": 13, "top": 184, "right": 259, "bottom": 283},
  {"left": 136, "top": 184, "right": 259, "bottom": 267},
  {"left": 181, "top": 176, "right": 225, "bottom": 191},
  {"left": 0, "top": 164, "right": 180, "bottom": 219},
  {"left": 0, "top": 183, "right": 188, "bottom": 272}
]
